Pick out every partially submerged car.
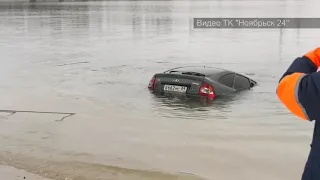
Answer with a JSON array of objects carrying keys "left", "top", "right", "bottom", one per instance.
[{"left": 148, "top": 66, "right": 257, "bottom": 99}]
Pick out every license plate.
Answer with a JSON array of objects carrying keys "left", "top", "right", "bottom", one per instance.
[{"left": 163, "top": 85, "right": 187, "bottom": 93}]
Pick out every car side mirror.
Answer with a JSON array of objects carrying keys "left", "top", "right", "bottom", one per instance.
[{"left": 250, "top": 80, "right": 257, "bottom": 88}]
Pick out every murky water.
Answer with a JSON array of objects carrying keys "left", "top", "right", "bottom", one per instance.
[{"left": 0, "top": 0, "right": 320, "bottom": 180}]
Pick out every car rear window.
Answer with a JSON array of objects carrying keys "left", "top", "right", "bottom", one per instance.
[{"left": 167, "top": 70, "right": 205, "bottom": 76}]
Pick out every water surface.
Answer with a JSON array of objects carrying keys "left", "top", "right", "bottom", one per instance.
[{"left": 0, "top": 0, "right": 319, "bottom": 180}]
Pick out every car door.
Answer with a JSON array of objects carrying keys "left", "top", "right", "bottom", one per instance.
[
  {"left": 219, "top": 73, "right": 235, "bottom": 89},
  {"left": 234, "top": 74, "right": 251, "bottom": 90}
]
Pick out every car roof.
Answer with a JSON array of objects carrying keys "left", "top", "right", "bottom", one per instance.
[{"left": 165, "top": 66, "right": 235, "bottom": 80}]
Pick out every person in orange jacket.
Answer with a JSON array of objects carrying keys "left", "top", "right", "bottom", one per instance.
[{"left": 277, "top": 47, "right": 320, "bottom": 179}]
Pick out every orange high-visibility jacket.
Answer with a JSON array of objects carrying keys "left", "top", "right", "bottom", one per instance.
[{"left": 277, "top": 47, "right": 320, "bottom": 180}]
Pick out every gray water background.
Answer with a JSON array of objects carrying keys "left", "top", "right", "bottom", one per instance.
[{"left": 0, "top": 0, "right": 320, "bottom": 180}]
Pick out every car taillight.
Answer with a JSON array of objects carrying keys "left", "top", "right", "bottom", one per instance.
[
  {"left": 148, "top": 76, "right": 156, "bottom": 89},
  {"left": 199, "top": 82, "right": 216, "bottom": 99}
]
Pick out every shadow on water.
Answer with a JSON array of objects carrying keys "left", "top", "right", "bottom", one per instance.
[
  {"left": 147, "top": 91, "right": 248, "bottom": 120},
  {"left": 147, "top": 83, "right": 259, "bottom": 116},
  {"left": 150, "top": 91, "right": 238, "bottom": 110}
]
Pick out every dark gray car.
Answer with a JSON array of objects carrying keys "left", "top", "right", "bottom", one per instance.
[{"left": 148, "top": 66, "right": 257, "bottom": 99}]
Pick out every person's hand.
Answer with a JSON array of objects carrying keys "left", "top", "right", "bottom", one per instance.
[{"left": 304, "top": 47, "right": 320, "bottom": 67}]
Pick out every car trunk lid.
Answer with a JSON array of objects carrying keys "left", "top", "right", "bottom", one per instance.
[{"left": 153, "top": 71, "right": 206, "bottom": 95}]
